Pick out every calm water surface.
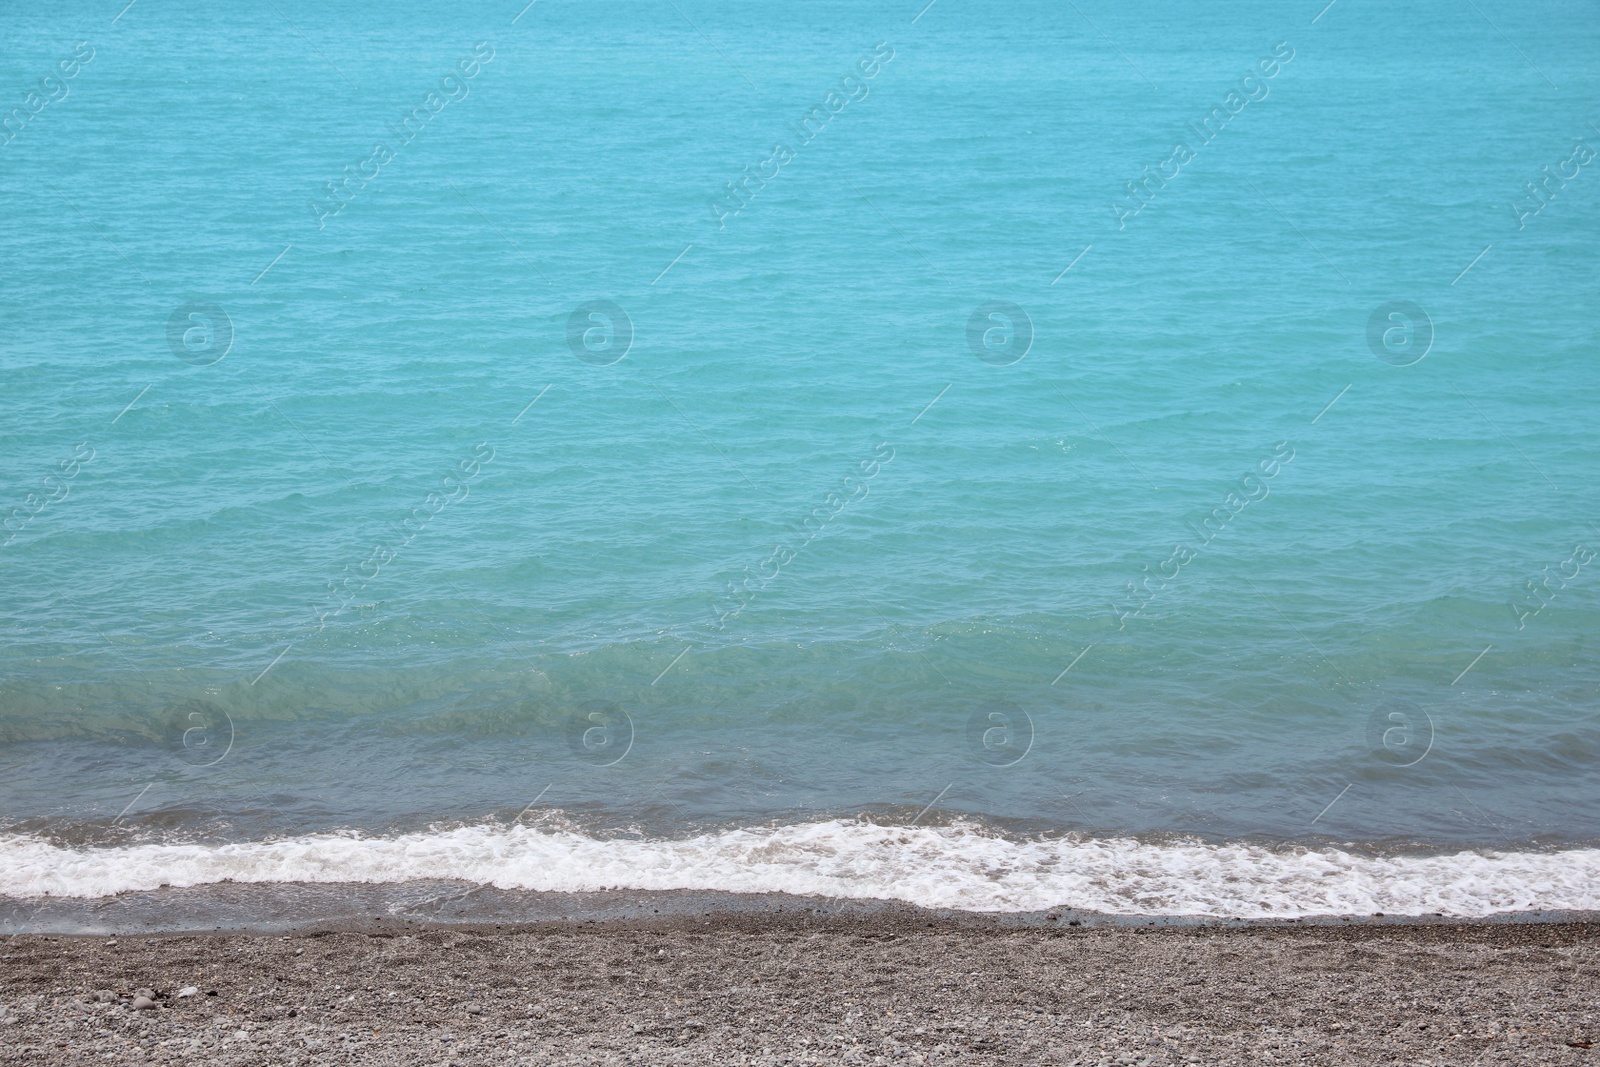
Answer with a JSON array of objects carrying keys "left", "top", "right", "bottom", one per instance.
[{"left": 1, "top": 0, "right": 1598, "bottom": 917}]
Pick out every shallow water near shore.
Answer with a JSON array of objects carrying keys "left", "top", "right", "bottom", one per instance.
[{"left": 2, "top": 0, "right": 1598, "bottom": 924}]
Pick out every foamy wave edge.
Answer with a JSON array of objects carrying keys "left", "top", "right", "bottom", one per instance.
[{"left": 4, "top": 819, "right": 1597, "bottom": 918}]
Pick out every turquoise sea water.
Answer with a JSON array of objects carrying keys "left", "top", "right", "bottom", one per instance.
[{"left": 2, "top": 0, "right": 1599, "bottom": 917}]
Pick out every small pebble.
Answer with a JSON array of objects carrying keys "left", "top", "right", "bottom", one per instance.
[
  {"left": 177, "top": 986, "right": 199, "bottom": 998},
  {"left": 464, "top": 1003, "right": 482, "bottom": 1014},
  {"left": 130, "top": 996, "right": 155, "bottom": 1011}
]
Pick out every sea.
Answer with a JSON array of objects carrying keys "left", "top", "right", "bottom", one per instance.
[{"left": 2, "top": 0, "right": 1598, "bottom": 929}]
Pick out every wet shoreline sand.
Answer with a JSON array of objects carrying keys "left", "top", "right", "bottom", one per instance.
[{"left": 0, "top": 891, "right": 1595, "bottom": 1065}]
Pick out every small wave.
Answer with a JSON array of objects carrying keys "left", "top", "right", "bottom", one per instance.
[{"left": 3, "top": 819, "right": 1597, "bottom": 918}]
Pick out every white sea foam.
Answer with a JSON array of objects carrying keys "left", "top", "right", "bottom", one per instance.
[{"left": 2, "top": 820, "right": 1597, "bottom": 918}]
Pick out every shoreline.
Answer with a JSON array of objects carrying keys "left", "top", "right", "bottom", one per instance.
[
  {"left": 0, "top": 910, "right": 1594, "bottom": 1065},
  {"left": 8, "top": 820, "right": 1600, "bottom": 922},
  {"left": 4, "top": 882, "right": 1598, "bottom": 937}
]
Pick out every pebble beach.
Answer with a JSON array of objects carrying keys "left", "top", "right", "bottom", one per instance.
[{"left": 1, "top": 909, "right": 1595, "bottom": 1066}]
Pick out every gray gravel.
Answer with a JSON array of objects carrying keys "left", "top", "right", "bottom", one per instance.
[{"left": 0, "top": 913, "right": 1595, "bottom": 1065}]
